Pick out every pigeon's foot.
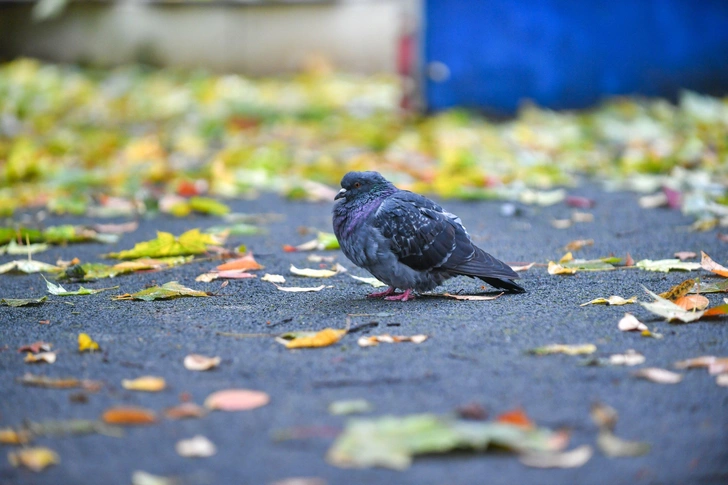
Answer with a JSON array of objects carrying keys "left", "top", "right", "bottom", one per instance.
[
  {"left": 367, "top": 287, "right": 396, "bottom": 299},
  {"left": 384, "top": 288, "right": 415, "bottom": 301}
]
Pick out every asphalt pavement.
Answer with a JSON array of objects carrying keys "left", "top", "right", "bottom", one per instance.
[{"left": 1, "top": 184, "right": 727, "bottom": 485}]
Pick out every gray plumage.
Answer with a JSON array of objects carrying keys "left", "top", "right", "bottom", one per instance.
[{"left": 332, "top": 171, "right": 524, "bottom": 300}]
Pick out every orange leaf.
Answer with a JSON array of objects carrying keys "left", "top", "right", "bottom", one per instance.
[
  {"left": 701, "top": 251, "right": 728, "bottom": 278},
  {"left": 121, "top": 376, "right": 166, "bottom": 392},
  {"left": 102, "top": 406, "right": 157, "bottom": 425},
  {"left": 204, "top": 389, "right": 270, "bottom": 411},
  {"left": 703, "top": 303, "right": 728, "bottom": 317},
  {"left": 674, "top": 295, "right": 709, "bottom": 311},
  {"left": 216, "top": 254, "right": 263, "bottom": 271},
  {"left": 284, "top": 328, "right": 346, "bottom": 349},
  {"left": 495, "top": 407, "right": 534, "bottom": 430}
]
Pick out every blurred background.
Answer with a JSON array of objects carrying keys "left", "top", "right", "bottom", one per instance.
[{"left": 1, "top": 0, "right": 727, "bottom": 224}]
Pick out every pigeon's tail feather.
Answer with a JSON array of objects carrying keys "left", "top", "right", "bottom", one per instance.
[{"left": 478, "top": 276, "right": 526, "bottom": 293}]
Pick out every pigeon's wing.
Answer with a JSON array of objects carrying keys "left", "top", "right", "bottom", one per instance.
[{"left": 372, "top": 191, "right": 469, "bottom": 271}]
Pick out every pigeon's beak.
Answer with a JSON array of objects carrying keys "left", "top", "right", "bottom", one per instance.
[{"left": 334, "top": 188, "right": 346, "bottom": 200}]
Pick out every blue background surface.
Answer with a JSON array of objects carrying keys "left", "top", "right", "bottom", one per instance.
[{"left": 424, "top": 0, "right": 728, "bottom": 113}]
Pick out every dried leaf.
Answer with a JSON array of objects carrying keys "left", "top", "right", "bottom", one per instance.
[
  {"left": 280, "top": 328, "right": 346, "bottom": 349},
  {"left": 164, "top": 402, "right": 208, "bottom": 420},
  {"left": 674, "top": 251, "right": 697, "bottom": 261},
  {"left": 290, "top": 263, "right": 346, "bottom": 278},
  {"left": 18, "top": 341, "right": 52, "bottom": 353},
  {"left": 635, "top": 259, "right": 701, "bottom": 272},
  {"left": 2, "top": 296, "right": 47, "bottom": 307},
  {"left": 659, "top": 278, "right": 696, "bottom": 300},
  {"left": 122, "top": 376, "right": 166, "bottom": 392},
  {"left": 24, "top": 351, "right": 56, "bottom": 364},
  {"left": 101, "top": 407, "right": 157, "bottom": 425},
  {"left": 275, "top": 285, "right": 330, "bottom": 292},
  {"left": 639, "top": 287, "right": 704, "bottom": 322},
  {"left": 547, "top": 261, "right": 576, "bottom": 275},
  {"left": 618, "top": 313, "right": 648, "bottom": 332},
  {"left": 597, "top": 431, "right": 651, "bottom": 457},
  {"left": 703, "top": 302, "right": 728, "bottom": 317},
  {"left": 217, "top": 253, "right": 263, "bottom": 271},
  {"left": 674, "top": 355, "right": 718, "bottom": 369},
  {"left": 17, "top": 373, "right": 102, "bottom": 391},
  {"left": 510, "top": 262, "right": 535, "bottom": 272},
  {"left": 204, "top": 389, "right": 270, "bottom": 411},
  {"left": 45, "top": 277, "right": 118, "bottom": 296},
  {"left": 436, "top": 292, "right": 503, "bottom": 301},
  {"left": 691, "top": 279, "right": 728, "bottom": 293},
  {"left": 717, "top": 374, "right": 728, "bottom": 387},
  {"left": 0, "top": 260, "right": 60, "bottom": 274},
  {"left": 175, "top": 435, "right": 216, "bottom": 458},
  {"left": 0, "top": 428, "right": 32, "bottom": 444},
  {"left": 495, "top": 408, "right": 534, "bottom": 429},
  {"left": 329, "top": 399, "right": 373, "bottom": 416},
  {"left": 529, "top": 344, "right": 596, "bottom": 356},
  {"left": 183, "top": 354, "right": 221, "bottom": 371},
  {"left": 550, "top": 219, "right": 572, "bottom": 229},
  {"left": 571, "top": 211, "right": 594, "bottom": 223},
  {"left": 700, "top": 251, "right": 728, "bottom": 277},
  {"left": 608, "top": 350, "right": 645, "bottom": 366},
  {"left": 114, "top": 281, "right": 210, "bottom": 301},
  {"left": 349, "top": 274, "right": 386, "bottom": 287},
  {"left": 590, "top": 402, "right": 618, "bottom": 431},
  {"left": 287, "top": 232, "right": 340, "bottom": 252},
  {"left": 520, "top": 445, "right": 593, "bottom": 468},
  {"left": 8, "top": 447, "right": 59, "bottom": 472},
  {"left": 564, "top": 239, "right": 594, "bottom": 252},
  {"left": 633, "top": 368, "right": 683, "bottom": 384},
  {"left": 559, "top": 252, "right": 574, "bottom": 263},
  {"left": 674, "top": 294, "right": 709, "bottom": 311},
  {"left": 261, "top": 273, "right": 286, "bottom": 284},
  {"left": 78, "top": 333, "right": 100, "bottom": 352},
  {"left": 357, "top": 334, "right": 428, "bottom": 347},
  {"left": 581, "top": 295, "right": 636, "bottom": 306}
]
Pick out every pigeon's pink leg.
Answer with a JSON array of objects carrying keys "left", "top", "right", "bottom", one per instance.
[
  {"left": 384, "top": 288, "right": 415, "bottom": 301},
  {"left": 367, "top": 286, "right": 396, "bottom": 299}
]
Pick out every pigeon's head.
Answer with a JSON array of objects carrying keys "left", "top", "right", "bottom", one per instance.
[{"left": 335, "top": 171, "right": 392, "bottom": 201}]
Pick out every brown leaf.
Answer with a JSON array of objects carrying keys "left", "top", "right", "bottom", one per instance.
[
  {"left": 659, "top": 278, "right": 696, "bottom": 301},
  {"left": 495, "top": 408, "right": 534, "bottom": 430},
  {"left": 8, "top": 447, "right": 59, "bottom": 472},
  {"left": 17, "top": 373, "right": 102, "bottom": 391},
  {"left": 183, "top": 354, "right": 221, "bottom": 371},
  {"left": 674, "top": 251, "right": 697, "bottom": 261},
  {"left": 590, "top": 402, "right": 618, "bottom": 431},
  {"left": 624, "top": 252, "right": 635, "bottom": 267},
  {"left": 204, "top": 389, "right": 270, "bottom": 411},
  {"left": 102, "top": 407, "right": 158, "bottom": 425},
  {"left": 122, "top": 376, "right": 166, "bottom": 392},
  {"left": 674, "top": 294, "right": 709, "bottom": 311},
  {"left": 564, "top": 239, "right": 594, "bottom": 252},
  {"left": 17, "top": 341, "right": 52, "bottom": 353},
  {"left": 700, "top": 251, "right": 728, "bottom": 277},
  {"left": 164, "top": 402, "right": 208, "bottom": 420},
  {"left": 357, "top": 334, "right": 428, "bottom": 347},
  {"left": 674, "top": 355, "right": 718, "bottom": 369},
  {"left": 216, "top": 254, "right": 263, "bottom": 271},
  {"left": 633, "top": 368, "right": 683, "bottom": 384}
]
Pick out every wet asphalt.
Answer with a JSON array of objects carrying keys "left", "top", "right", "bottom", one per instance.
[{"left": 1, "top": 184, "right": 727, "bottom": 485}]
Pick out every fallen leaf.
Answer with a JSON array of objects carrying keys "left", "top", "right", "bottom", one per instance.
[
  {"left": 561, "top": 258, "right": 617, "bottom": 271},
  {"left": 24, "top": 351, "right": 56, "bottom": 364},
  {"left": 639, "top": 192, "right": 668, "bottom": 209},
  {"left": 520, "top": 445, "right": 593, "bottom": 469},
  {"left": 717, "top": 374, "right": 728, "bottom": 387},
  {"left": 183, "top": 354, "right": 221, "bottom": 371},
  {"left": 357, "top": 334, "right": 428, "bottom": 347},
  {"left": 131, "top": 470, "right": 176, "bottom": 485},
  {"left": 673, "top": 355, "right": 719, "bottom": 369},
  {"left": 1, "top": 296, "right": 48, "bottom": 307},
  {"left": 17, "top": 373, "right": 102, "bottom": 391},
  {"left": 92, "top": 221, "right": 139, "bottom": 234},
  {"left": 274, "top": 285, "right": 330, "bottom": 292},
  {"left": 708, "top": 360, "right": 728, "bottom": 375},
  {"left": 0, "top": 260, "right": 60, "bottom": 274},
  {"left": 114, "top": 281, "right": 210, "bottom": 301},
  {"left": 598, "top": 431, "right": 651, "bottom": 457},
  {"left": 101, "top": 407, "right": 157, "bottom": 425},
  {"left": 326, "top": 413, "right": 565, "bottom": 470},
  {"left": 349, "top": 274, "right": 386, "bottom": 287},
  {"left": 559, "top": 252, "right": 574, "bottom": 263},
  {"left": 269, "top": 478, "right": 327, "bottom": 485},
  {"left": 107, "top": 229, "right": 220, "bottom": 259},
  {"left": 0, "top": 428, "right": 32, "bottom": 444},
  {"left": 287, "top": 232, "right": 340, "bottom": 252},
  {"left": 564, "top": 239, "right": 594, "bottom": 252},
  {"left": 674, "top": 294, "right": 709, "bottom": 311},
  {"left": 495, "top": 408, "right": 534, "bottom": 430},
  {"left": 307, "top": 254, "right": 336, "bottom": 263},
  {"left": 431, "top": 292, "right": 503, "bottom": 301},
  {"left": 290, "top": 263, "right": 346, "bottom": 278},
  {"left": 659, "top": 278, "right": 696, "bottom": 300},
  {"left": 329, "top": 399, "right": 373, "bottom": 416},
  {"left": 700, "top": 251, "right": 728, "bottom": 277},
  {"left": 44, "top": 277, "right": 118, "bottom": 296},
  {"left": 625, "top": 253, "right": 635, "bottom": 267},
  {"left": 608, "top": 350, "right": 646, "bottom": 366},
  {"left": 674, "top": 251, "right": 697, "bottom": 261},
  {"left": 261, "top": 273, "right": 286, "bottom": 284},
  {"left": 550, "top": 219, "right": 572, "bottom": 229},
  {"left": 547, "top": 261, "right": 576, "bottom": 275},
  {"left": 204, "top": 389, "right": 270, "bottom": 411},
  {"left": 510, "top": 262, "right": 535, "bottom": 272},
  {"left": 217, "top": 253, "right": 263, "bottom": 271},
  {"left": 279, "top": 328, "right": 346, "bottom": 349},
  {"left": 176, "top": 435, "right": 216, "bottom": 458},
  {"left": 566, "top": 196, "right": 595, "bottom": 209},
  {"left": 529, "top": 344, "right": 596, "bottom": 356},
  {"left": 633, "top": 368, "right": 683, "bottom": 384},
  {"left": 571, "top": 211, "right": 594, "bottom": 223},
  {"left": 164, "top": 402, "right": 208, "bottom": 420},
  {"left": 618, "top": 313, "right": 648, "bottom": 332},
  {"left": 581, "top": 295, "right": 637, "bottom": 306},
  {"left": 639, "top": 287, "right": 704, "bottom": 322},
  {"left": 78, "top": 333, "right": 100, "bottom": 352},
  {"left": 703, "top": 301, "right": 728, "bottom": 317},
  {"left": 18, "top": 341, "right": 52, "bottom": 353},
  {"left": 122, "top": 376, "right": 166, "bottom": 392},
  {"left": 691, "top": 279, "right": 728, "bottom": 293},
  {"left": 8, "top": 447, "right": 59, "bottom": 472},
  {"left": 635, "top": 259, "right": 701, "bottom": 272}
]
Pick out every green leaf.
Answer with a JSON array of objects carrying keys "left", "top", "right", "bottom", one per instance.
[
  {"left": 204, "top": 223, "right": 264, "bottom": 236},
  {"left": 635, "top": 259, "right": 701, "bottom": 273},
  {"left": 113, "top": 281, "right": 210, "bottom": 301},
  {"left": 107, "top": 229, "right": 219, "bottom": 259},
  {"left": 43, "top": 276, "right": 118, "bottom": 296},
  {"left": 2, "top": 296, "right": 47, "bottom": 307},
  {"left": 188, "top": 197, "right": 230, "bottom": 216},
  {"left": 561, "top": 259, "right": 615, "bottom": 271},
  {"left": 317, "top": 232, "right": 340, "bottom": 250}
]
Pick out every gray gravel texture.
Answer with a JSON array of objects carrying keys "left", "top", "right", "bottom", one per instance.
[{"left": 1, "top": 186, "right": 727, "bottom": 485}]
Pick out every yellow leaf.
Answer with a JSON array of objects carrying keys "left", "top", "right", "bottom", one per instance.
[
  {"left": 282, "top": 328, "right": 346, "bottom": 349},
  {"left": 548, "top": 261, "right": 576, "bottom": 275},
  {"left": 0, "top": 428, "right": 31, "bottom": 445},
  {"left": 122, "top": 376, "right": 166, "bottom": 392},
  {"left": 580, "top": 296, "right": 637, "bottom": 306},
  {"left": 78, "top": 332, "right": 100, "bottom": 352},
  {"left": 8, "top": 447, "right": 59, "bottom": 472},
  {"left": 559, "top": 252, "right": 574, "bottom": 263}
]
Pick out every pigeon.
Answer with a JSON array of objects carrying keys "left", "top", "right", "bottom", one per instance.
[{"left": 332, "top": 171, "right": 525, "bottom": 301}]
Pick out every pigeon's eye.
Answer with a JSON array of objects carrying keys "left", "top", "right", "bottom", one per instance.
[{"left": 354, "top": 182, "right": 361, "bottom": 188}]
